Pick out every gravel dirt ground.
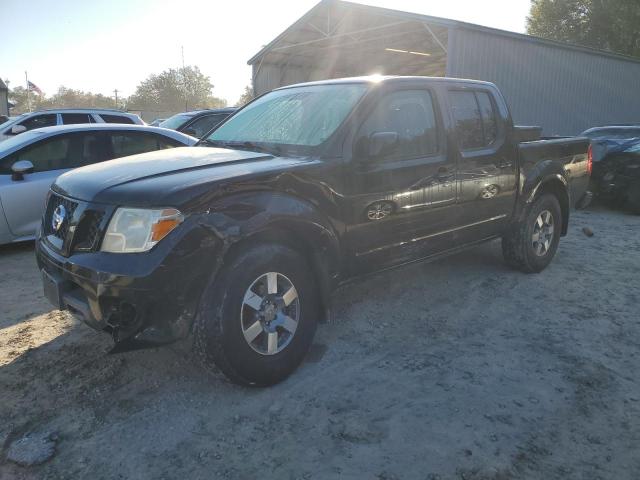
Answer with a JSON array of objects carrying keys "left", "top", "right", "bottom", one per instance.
[{"left": 1, "top": 205, "right": 639, "bottom": 480}]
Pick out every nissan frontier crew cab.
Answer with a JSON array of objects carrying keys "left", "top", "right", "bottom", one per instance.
[{"left": 37, "top": 76, "right": 592, "bottom": 386}]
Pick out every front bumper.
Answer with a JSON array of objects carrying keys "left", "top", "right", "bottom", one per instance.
[{"left": 36, "top": 217, "right": 222, "bottom": 346}]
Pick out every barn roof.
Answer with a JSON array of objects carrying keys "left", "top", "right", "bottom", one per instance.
[{"left": 248, "top": 0, "right": 640, "bottom": 66}]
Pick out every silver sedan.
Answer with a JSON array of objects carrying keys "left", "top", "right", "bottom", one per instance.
[{"left": 0, "top": 123, "right": 197, "bottom": 245}]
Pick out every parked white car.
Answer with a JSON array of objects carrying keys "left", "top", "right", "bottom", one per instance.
[
  {"left": 0, "top": 124, "right": 197, "bottom": 245},
  {"left": 0, "top": 109, "right": 144, "bottom": 142}
]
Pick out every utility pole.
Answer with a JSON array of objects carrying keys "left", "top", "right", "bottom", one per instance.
[
  {"left": 25, "top": 71, "right": 31, "bottom": 112},
  {"left": 113, "top": 89, "right": 119, "bottom": 109},
  {"left": 182, "top": 45, "right": 188, "bottom": 112}
]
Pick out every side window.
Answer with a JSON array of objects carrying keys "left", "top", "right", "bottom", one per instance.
[
  {"left": 5, "top": 136, "right": 71, "bottom": 172},
  {"left": 185, "top": 114, "right": 228, "bottom": 138},
  {"left": 449, "top": 91, "right": 484, "bottom": 150},
  {"left": 110, "top": 132, "right": 162, "bottom": 158},
  {"left": 357, "top": 89, "right": 438, "bottom": 161},
  {"left": 157, "top": 136, "right": 181, "bottom": 149},
  {"left": 449, "top": 90, "right": 500, "bottom": 150},
  {"left": 100, "top": 114, "right": 135, "bottom": 124},
  {"left": 79, "top": 133, "right": 111, "bottom": 166},
  {"left": 20, "top": 114, "right": 57, "bottom": 131},
  {"left": 476, "top": 92, "right": 498, "bottom": 145},
  {"left": 61, "top": 113, "right": 93, "bottom": 125}
]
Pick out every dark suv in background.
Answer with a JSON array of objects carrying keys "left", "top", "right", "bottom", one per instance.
[{"left": 159, "top": 107, "right": 237, "bottom": 138}]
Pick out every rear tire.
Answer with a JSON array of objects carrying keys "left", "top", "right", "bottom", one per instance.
[
  {"left": 194, "top": 243, "right": 319, "bottom": 387},
  {"left": 502, "top": 193, "right": 562, "bottom": 273}
]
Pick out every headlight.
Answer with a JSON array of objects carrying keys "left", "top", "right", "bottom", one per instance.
[{"left": 101, "top": 208, "right": 184, "bottom": 253}]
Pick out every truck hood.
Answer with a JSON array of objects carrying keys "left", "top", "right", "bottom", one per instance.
[{"left": 53, "top": 146, "right": 312, "bottom": 206}]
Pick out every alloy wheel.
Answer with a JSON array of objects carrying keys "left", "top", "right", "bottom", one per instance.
[
  {"left": 531, "top": 209, "right": 554, "bottom": 256},
  {"left": 240, "top": 272, "right": 300, "bottom": 355}
]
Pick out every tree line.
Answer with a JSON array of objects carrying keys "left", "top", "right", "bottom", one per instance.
[
  {"left": 7, "top": 66, "right": 254, "bottom": 115},
  {"left": 527, "top": 0, "right": 639, "bottom": 58}
]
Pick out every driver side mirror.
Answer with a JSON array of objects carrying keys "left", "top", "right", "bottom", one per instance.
[
  {"left": 10, "top": 125, "right": 27, "bottom": 135},
  {"left": 11, "top": 160, "right": 34, "bottom": 181},
  {"left": 368, "top": 131, "right": 399, "bottom": 159}
]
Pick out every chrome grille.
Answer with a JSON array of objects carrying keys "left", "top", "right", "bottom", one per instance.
[{"left": 44, "top": 193, "right": 78, "bottom": 241}]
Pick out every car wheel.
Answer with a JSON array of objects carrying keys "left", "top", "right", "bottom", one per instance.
[
  {"left": 194, "top": 243, "right": 319, "bottom": 386},
  {"left": 501, "top": 193, "right": 562, "bottom": 273}
]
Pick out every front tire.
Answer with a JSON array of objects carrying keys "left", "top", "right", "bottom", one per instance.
[
  {"left": 194, "top": 243, "right": 319, "bottom": 387},
  {"left": 502, "top": 193, "right": 562, "bottom": 273}
]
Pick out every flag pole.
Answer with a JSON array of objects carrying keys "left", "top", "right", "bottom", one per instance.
[
  {"left": 25, "top": 71, "right": 31, "bottom": 112},
  {"left": 182, "top": 45, "right": 187, "bottom": 112}
]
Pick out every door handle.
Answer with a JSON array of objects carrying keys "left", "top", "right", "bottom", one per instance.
[{"left": 436, "top": 167, "right": 454, "bottom": 180}]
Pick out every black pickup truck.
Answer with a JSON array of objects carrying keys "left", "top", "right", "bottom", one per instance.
[{"left": 37, "top": 76, "right": 591, "bottom": 386}]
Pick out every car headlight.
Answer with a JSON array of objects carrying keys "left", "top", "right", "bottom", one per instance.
[{"left": 101, "top": 208, "right": 184, "bottom": 253}]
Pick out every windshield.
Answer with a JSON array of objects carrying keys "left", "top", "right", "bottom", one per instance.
[
  {"left": 0, "top": 130, "right": 44, "bottom": 153},
  {"left": 159, "top": 113, "right": 193, "bottom": 130},
  {"left": 204, "top": 84, "right": 368, "bottom": 152},
  {"left": 0, "top": 114, "right": 25, "bottom": 132}
]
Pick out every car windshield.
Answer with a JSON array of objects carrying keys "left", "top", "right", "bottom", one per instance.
[
  {"left": 0, "top": 130, "right": 44, "bottom": 154},
  {"left": 159, "top": 113, "right": 193, "bottom": 130},
  {"left": 0, "top": 114, "right": 25, "bottom": 131},
  {"left": 203, "top": 84, "right": 368, "bottom": 153}
]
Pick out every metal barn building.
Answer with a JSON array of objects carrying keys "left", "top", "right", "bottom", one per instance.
[{"left": 248, "top": 0, "right": 640, "bottom": 136}]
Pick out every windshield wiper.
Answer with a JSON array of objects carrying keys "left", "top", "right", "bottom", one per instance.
[
  {"left": 197, "top": 139, "right": 283, "bottom": 156},
  {"left": 197, "top": 138, "right": 226, "bottom": 147}
]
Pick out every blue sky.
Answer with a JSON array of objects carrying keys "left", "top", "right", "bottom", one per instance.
[{"left": 1, "top": 0, "right": 531, "bottom": 104}]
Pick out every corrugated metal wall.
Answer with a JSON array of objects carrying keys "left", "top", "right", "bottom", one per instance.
[
  {"left": 447, "top": 28, "right": 640, "bottom": 135},
  {"left": 253, "top": 63, "right": 357, "bottom": 96},
  {"left": 253, "top": 64, "right": 305, "bottom": 95}
]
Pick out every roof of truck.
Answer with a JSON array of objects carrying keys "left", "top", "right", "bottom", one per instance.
[{"left": 277, "top": 75, "right": 496, "bottom": 90}]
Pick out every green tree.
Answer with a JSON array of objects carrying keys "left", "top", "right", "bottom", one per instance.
[
  {"left": 127, "top": 66, "right": 226, "bottom": 112},
  {"left": 9, "top": 86, "right": 116, "bottom": 114},
  {"left": 8, "top": 86, "right": 47, "bottom": 113},
  {"left": 235, "top": 84, "right": 254, "bottom": 107},
  {"left": 45, "top": 87, "right": 115, "bottom": 109},
  {"left": 527, "top": 0, "right": 640, "bottom": 58}
]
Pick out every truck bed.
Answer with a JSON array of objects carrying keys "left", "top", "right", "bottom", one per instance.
[{"left": 518, "top": 136, "right": 591, "bottom": 208}]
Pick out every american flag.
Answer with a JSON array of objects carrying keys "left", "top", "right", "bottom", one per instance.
[{"left": 28, "top": 80, "right": 43, "bottom": 96}]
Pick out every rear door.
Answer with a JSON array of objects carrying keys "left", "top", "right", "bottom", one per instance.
[
  {"left": 447, "top": 87, "right": 517, "bottom": 242},
  {"left": 0, "top": 132, "right": 110, "bottom": 237},
  {"left": 344, "top": 85, "right": 458, "bottom": 272}
]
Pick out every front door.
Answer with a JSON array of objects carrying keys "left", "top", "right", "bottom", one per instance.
[{"left": 343, "top": 86, "right": 458, "bottom": 273}]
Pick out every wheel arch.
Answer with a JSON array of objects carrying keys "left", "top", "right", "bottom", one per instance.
[
  {"left": 527, "top": 175, "right": 570, "bottom": 235},
  {"left": 201, "top": 191, "right": 343, "bottom": 320}
]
